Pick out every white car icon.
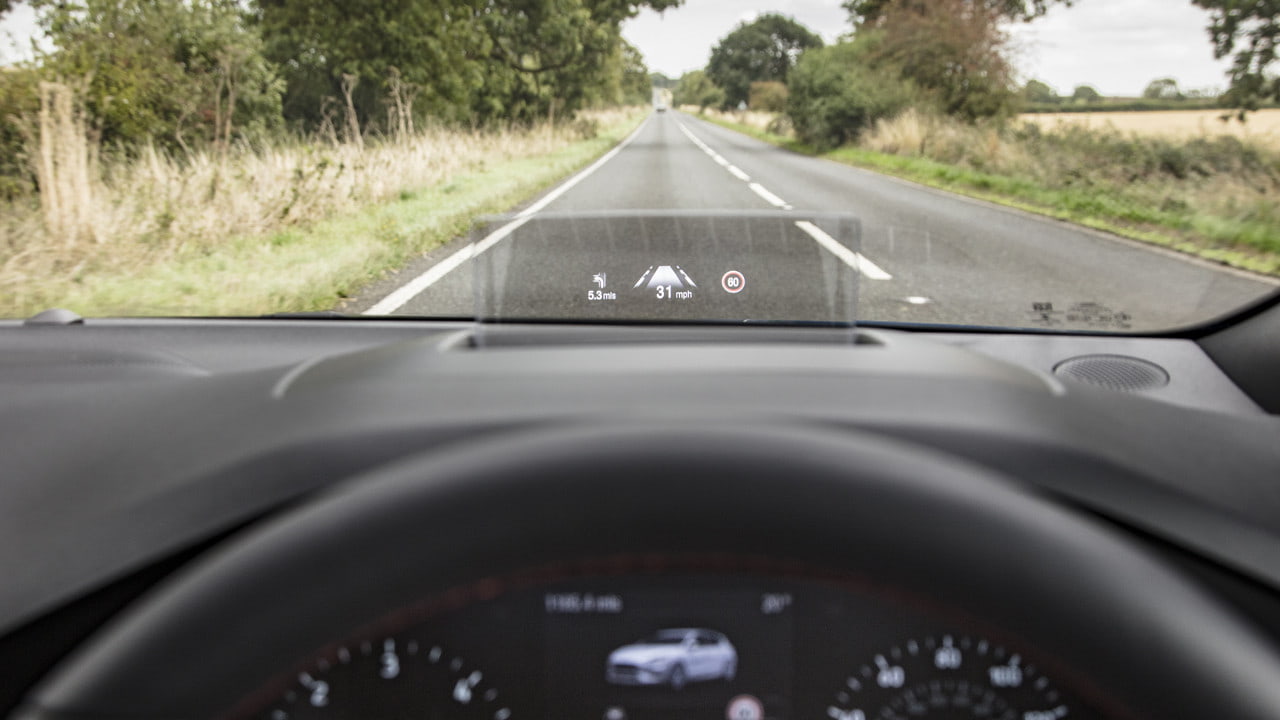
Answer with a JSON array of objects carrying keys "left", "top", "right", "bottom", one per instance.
[{"left": 605, "top": 628, "right": 738, "bottom": 690}]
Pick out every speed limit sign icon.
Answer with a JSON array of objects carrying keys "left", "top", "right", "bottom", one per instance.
[{"left": 721, "top": 271, "right": 745, "bottom": 294}]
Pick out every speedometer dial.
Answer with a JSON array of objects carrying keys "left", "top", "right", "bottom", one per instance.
[
  {"left": 261, "top": 638, "right": 511, "bottom": 720},
  {"left": 826, "top": 635, "right": 1070, "bottom": 720}
]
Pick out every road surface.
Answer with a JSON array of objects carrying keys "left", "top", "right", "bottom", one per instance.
[{"left": 358, "top": 111, "right": 1277, "bottom": 331}]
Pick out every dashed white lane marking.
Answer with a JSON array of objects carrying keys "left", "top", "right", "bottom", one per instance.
[
  {"left": 796, "top": 220, "right": 894, "bottom": 280},
  {"left": 749, "top": 182, "right": 790, "bottom": 209},
  {"left": 676, "top": 119, "right": 892, "bottom": 280},
  {"left": 364, "top": 116, "right": 653, "bottom": 315}
]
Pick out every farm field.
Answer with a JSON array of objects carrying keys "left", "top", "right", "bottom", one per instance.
[{"left": 1020, "top": 109, "right": 1280, "bottom": 149}]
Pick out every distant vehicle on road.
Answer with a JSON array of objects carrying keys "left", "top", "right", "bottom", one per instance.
[
  {"left": 605, "top": 628, "right": 737, "bottom": 690},
  {"left": 653, "top": 87, "right": 672, "bottom": 112}
]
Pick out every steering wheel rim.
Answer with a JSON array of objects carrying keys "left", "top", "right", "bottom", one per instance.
[{"left": 21, "top": 423, "right": 1280, "bottom": 719}]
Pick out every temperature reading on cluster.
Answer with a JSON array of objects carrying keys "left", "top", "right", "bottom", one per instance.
[{"left": 761, "top": 593, "right": 793, "bottom": 615}]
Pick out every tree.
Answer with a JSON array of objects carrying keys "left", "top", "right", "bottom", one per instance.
[
  {"left": 1071, "top": 85, "right": 1101, "bottom": 103},
  {"left": 1143, "top": 77, "right": 1183, "bottom": 100},
  {"left": 847, "top": 0, "right": 1278, "bottom": 113},
  {"left": 844, "top": 0, "right": 1071, "bottom": 25},
  {"left": 254, "top": 0, "right": 681, "bottom": 129},
  {"left": 706, "top": 13, "right": 823, "bottom": 109},
  {"left": 254, "top": 0, "right": 489, "bottom": 129},
  {"left": 1023, "top": 79, "right": 1058, "bottom": 104},
  {"left": 473, "top": 0, "right": 678, "bottom": 120},
  {"left": 618, "top": 41, "right": 652, "bottom": 105},
  {"left": 650, "top": 72, "right": 676, "bottom": 89},
  {"left": 31, "top": 0, "right": 283, "bottom": 151},
  {"left": 1191, "top": 0, "right": 1280, "bottom": 111},
  {"left": 864, "top": 0, "right": 1018, "bottom": 120},
  {"left": 786, "top": 37, "right": 916, "bottom": 148},
  {"left": 0, "top": 65, "right": 40, "bottom": 199},
  {"left": 673, "top": 70, "right": 724, "bottom": 112}
]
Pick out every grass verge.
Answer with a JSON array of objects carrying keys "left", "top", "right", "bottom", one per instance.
[
  {"left": 697, "top": 112, "right": 1280, "bottom": 277},
  {"left": 3, "top": 109, "right": 646, "bottom": 317}
]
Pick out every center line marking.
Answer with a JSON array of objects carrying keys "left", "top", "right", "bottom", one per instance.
[
  {"left": 749, "top": 182, "right": 791, "bottom": 209},
  {"left": 679, "top": 120, "right": 795, "bottom": 208},
  {"left": 795, "top": 221, "right": 893, "bottom": 280},
  {"left": 678, "top": 119, "right": 891, "bottom": 279}
]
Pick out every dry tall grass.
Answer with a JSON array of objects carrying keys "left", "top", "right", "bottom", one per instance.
[
  {"left": 1020, "top": 109, "right": 1280, "bottom": 150},
  {"left": 859, "top": 109, "right": 1280, "bottom": 265},
  {"left": 684, "top": 107, "right": 792, "bottom": 136},
  {"left": 32, "top": 81, "right": 100, "bottom": 247},
  {"left": 861, "top": 109, "right": 1033, "bottom": 169},
  {"left": 0, "top": 83, "right": 631, "bottom": 311}
]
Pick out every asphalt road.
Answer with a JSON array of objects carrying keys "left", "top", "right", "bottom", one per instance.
[{"left": 364, "top": 111, "right": 1277, "bottom": 331}]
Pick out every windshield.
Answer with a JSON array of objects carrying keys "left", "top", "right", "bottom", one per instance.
[{"left": 1, "top": 0, "right": 1277, "bottom": 331}]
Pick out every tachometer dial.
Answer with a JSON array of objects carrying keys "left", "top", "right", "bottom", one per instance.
[
  {"left": 261, "top": 638, "right": 511, "bottom": 720},
  {"left": 826, "top": 635, "right": 1070, "bottom": 720}
]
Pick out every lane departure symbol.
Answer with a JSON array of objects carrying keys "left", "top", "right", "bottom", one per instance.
[
  {"left": 634, "top": 266, "right": 697, "bottom": 290},
  {"left": 721, "top": 271, "right": 746, "bottom": 294}
]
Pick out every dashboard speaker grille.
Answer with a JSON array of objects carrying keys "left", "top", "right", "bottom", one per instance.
[{"left": 1053, "top": 354, "right": 1170, "bottom": 392}]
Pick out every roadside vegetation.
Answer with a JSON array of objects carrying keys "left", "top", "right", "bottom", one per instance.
[
  {"left": 0, "top": 0, "right": 667, "bottom": 317},
  {"left": 675, "top": 0, "right": 1280, "bottom": 276},
  {"left": 0, "top": 96, "right": 644, "bottom": 317},
  {"left": 697, "top": 106, "right": 1280, "bottom": 275},
  {"left": 1021, "top": 109, "right": 1280, "bottom": 148}
]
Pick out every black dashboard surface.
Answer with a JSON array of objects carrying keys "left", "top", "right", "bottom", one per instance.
[{"left": 3, "top": 316, "right": 1280, "bottom": 719}]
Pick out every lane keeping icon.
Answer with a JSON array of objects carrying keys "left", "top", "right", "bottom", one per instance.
[
  {"left": 721, "top": 271, "right": 745, "bottom": 294},
  {"left": 634, "top": 266, "right": 696, "bottom": 290}
]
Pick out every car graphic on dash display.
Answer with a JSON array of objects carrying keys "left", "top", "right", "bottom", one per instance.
[{"left": 605, "top": 628, "right": 738, "bottom": 690}]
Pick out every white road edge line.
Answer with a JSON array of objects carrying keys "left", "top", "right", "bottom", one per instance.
[
  {"left": 364, "top": 115, "right": 653, "bottom": 315},
  {"left": 795, "top": 220, "right": 893, "bottom": 280}
]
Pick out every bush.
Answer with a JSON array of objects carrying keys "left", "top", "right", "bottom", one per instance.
[
  {"left": 749, "top": 81, "right": 789, "bottom": 113},
  {"left": 786, "top": 42, "right": 917, "bottom": 149},
  {"left": 674, "top": 70, "right": 725, "bottom": 113},
  {"left": 0, "top": 67, "right": 41, "bottom": 200}
]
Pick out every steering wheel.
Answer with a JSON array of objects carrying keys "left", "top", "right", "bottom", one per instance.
[{"left": 18, "top": 424, "right": 1280, "bottom": 719}]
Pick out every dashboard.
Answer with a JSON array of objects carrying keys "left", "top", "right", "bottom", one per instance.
[{"left": 3, "top": 302, "right": 1280, "bottom": 720}]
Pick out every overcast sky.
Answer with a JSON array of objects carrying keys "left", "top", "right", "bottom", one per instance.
[
  {"left": 623, "top": 0, "right": 1235, "bottom": 97},
  {"left": 2, "top": 0, "right": 1236, "bottom": 97}
]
